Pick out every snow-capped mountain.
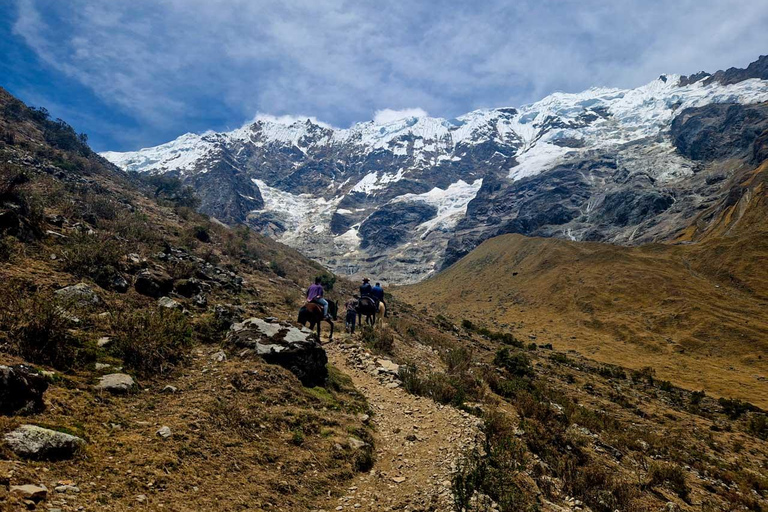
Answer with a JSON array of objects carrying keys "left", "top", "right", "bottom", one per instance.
[{"left": 102, "top": 56, "right": 768, "bottom": 284}]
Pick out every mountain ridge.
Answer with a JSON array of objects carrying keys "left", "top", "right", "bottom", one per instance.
[{"left": 102, "top": 56, "right": 768, "bottom": 284}]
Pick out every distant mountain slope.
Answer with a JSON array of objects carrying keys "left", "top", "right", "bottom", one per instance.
[
  {"left": 103, "top": 56, "right": 768, "bottom": 284},
  {"left": 400, "top": 158, "right": 768, "bottom": 406}
]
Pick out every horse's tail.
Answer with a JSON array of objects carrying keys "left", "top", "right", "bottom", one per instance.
[{"left": 297, "top": 306, "right": 306, "bottom": 324}]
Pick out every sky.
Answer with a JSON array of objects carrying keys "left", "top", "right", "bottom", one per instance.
[{"left": 1, "top": 0, "right": 766, "bottom": 152}]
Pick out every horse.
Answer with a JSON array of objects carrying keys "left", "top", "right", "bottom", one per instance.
[
  {"left": 356, "top": 296, "right": 378, "bottom": 327},
  {"left": 376, "top": 301, "right": 386, "bottom": 326},
  {"left": 298, "top": 300, "right": 337, "bottom": 342}
]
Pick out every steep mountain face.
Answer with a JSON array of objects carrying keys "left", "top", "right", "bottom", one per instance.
[{"left": 102, "top": 56, "right": 768, "bottom": 284}]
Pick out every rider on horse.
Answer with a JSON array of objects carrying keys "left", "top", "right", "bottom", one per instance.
[
  {"left": 372, "top": 281, "right": 387, "bottom": 317},
  {"left": 307, "top": 277, "right": 330, "bottom": 319},
  {"left": 360, "top": 277, "right": 373, "bottom": 301}
]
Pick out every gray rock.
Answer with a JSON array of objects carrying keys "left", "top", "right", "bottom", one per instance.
[
  {"left": 54, "top": 484, "right": 80, "bottom": 494},
  {"left": 210, "top": 350, "right": 227, "bottom": 362},
  {"left": 4, "top": 425, "right": 85, "bottom": 460},
  {"left": 156, "top": 426, "right": 172, "bottom": 438},
  {"left": 95, "top": 373, "right": 136, "bottom": 394},
  {"left": 157, "top": 296, "right": 183, "bottom": 310},
  {"left": 54, "top": 283, "right": 102, "bottom": 307},
  {"left": 10, "top": 484, "right": 48, "bottom": 501},
  {"left": 161, "top": 385, "right": 178, "bottom": 394},
  {"left": 0, "top": 365, "right": 48, "bottom": 415},
  {"left": 348, "top": 436, "right": 368, "bottom": 450},
  {"left": 227, "top": 318, "right": 327, "bottom": 387},
  {"left": 97, "top": 336, "right": 112, "bottom": 347}
]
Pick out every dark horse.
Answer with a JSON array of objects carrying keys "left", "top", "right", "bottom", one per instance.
[
  {"left": 298, "top": 300, "right": 338, "bottom": 342},
  {"left": 356, "top": 296, "right": 378, "bottom": 327}
]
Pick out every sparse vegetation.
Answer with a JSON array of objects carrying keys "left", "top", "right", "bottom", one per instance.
[
  {"left": 109, "top": 308, "right": 193, "bottom": 376},
  {"left": 360, "top": 325, "right": 394, "bottom": 354},
  {"left": 646, "top": 461, "right": 690, "bottom": 500}
]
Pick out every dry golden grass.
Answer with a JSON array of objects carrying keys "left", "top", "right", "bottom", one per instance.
[{"left": 401, "top": 167, "right": 768, "bottom": 408}]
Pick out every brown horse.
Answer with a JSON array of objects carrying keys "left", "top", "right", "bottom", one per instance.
[
  {"left": 298, "top": 300, "right": 337, "bottom": 342},
  {"left": 356, "top": 296, "right": 378, "bottom": 327}
]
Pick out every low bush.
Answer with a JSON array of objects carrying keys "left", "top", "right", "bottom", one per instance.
[
  {"left": 399, "top": 363, "right": 481, "bottom": 407},
  {"left": 494, "top": 348, "right": 533, "bottom": 378},
  {"left": 646, "top": 461, "right": 690, "bottom": 501},
  {"left": 59, "top": 232, "right": 125, "bottom": 289},
  {"left": 110, "top": 308, "right": 193, "bottom": 376},
  {"left": 360, "top": 325, "right": 394, "bottom": 355},
  {"left": 747, "top": 413, "right": 768, "bottom": 440},
  {"left": 452, "top": 410, "right": 531, "bottom": 512},
  {"left": 718, "top": 397, "right": 753, "bottom": 420},
  {"left": 0, "top": 283, "right": 94, "bottom": 370}
]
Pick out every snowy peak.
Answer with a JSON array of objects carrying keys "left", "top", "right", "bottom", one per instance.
[{"left": 101, "top": 56, "right": 768, "bottom": 284}]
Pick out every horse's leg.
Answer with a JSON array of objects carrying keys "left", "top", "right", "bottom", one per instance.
[{"left": 326, "top": 318, "right": 334, "bottom": 341}]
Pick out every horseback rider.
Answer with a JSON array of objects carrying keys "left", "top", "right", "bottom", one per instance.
[
  {"left": 372, "top": 281, "right": 387, "bottom": 317},
  {"left": 359, "top": 277, "right": 373, "bottom": 300},
  {"left": 307, "top": 277, "right": 330, "bottom": 319}
]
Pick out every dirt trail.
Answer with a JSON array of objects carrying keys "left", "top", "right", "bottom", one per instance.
[{"left": 319, "top": 334, "right": 481, "bottom": 512}]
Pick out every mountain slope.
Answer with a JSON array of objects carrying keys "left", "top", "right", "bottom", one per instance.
[
  {"left": 400, "top": 159, "right": 768, "bottom": 407},
  {"left": 0, "top": 86, "right": 380, "bottom": 510},
  {"left": 102, "top": 57, "right": 768, "bottom": 284}
]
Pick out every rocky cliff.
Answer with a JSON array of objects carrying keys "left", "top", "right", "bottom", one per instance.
[{"left": 102, "top": 56, "right": 768, "bottom": 284}]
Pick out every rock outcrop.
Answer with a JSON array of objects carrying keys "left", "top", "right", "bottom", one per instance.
[
  {"left": 102, "top": 57, "right": 768, "bottom": 284},
  {"left": 227, "top": 318, "right": 328, "bottom": 386},
  {"left": 95, "top": 373, "right": 137, "bottom": 394},
  {"left": 0, "top": 365, "right": 48, "bottom": 415},
  {"left": 4, "top": 424, "right": 85, "bottom": 460}
]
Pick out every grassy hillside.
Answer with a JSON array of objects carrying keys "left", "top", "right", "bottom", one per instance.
[
  {"left": 0, "top": 87, "right": 371, "bottom": 510},
  {"left": 401, "top": 162, "right": 768, "bottom": 408}
]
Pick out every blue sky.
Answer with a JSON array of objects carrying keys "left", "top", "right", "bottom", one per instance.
[{"left": 1, "top": 0, "right": 766, "bottom": 152}]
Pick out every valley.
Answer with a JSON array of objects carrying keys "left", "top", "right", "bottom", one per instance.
[{"left": 0, "top": 52, "right": 767, "bottom": 512}]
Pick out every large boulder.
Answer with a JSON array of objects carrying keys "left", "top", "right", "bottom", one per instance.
[
  {"left": 134, "top": 269, "right": 174, "bottom": 298},
  {"left": 95, "top": 373, "right": 136, "bottom": 394},
  {"left": 4, "top": 424, "right": 85, "bottom": 460},
  {"left": 227, "top": 318, "right": 328, "bottom": 386},
  {"left": 54, "top": 283, "right": 103, "bottom": 307},
  {"left": 0, "top": 365, "right": 48, "bottom": 415}
]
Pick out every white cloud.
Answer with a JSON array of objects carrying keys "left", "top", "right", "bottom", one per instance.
[
  {"left": 372, "top": 108, "right": 429, "bottom": 125},
  {"left": 9, "top": 0, "right": 768, "bottom": 151}
]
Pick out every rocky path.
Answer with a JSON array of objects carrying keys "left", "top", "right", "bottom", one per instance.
[{"left": 318, "top": 335, "right": 482, "bottom": 512}]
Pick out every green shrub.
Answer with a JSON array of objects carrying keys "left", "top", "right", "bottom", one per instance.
[
  {"left": 0, "top": 283, "right": 94, "bottom": 370},
  {"left": 597, "top": 365, "right": 626, "bottom": 380},
  {"left": 452, "top": 410, "right": 530, "bottom": 511},
  {"left": 690, "top": 390, "right": 705, "bottom": 407},
  {"left": 399, "top": 363, "right": 480, "bottom": 407},
  {"left": 718, "top": 397, "right": 753, "bottom": 420},
  {"left": 494, "top": 348, "right": 533, "bottom": 378},
  {"left": 110, "top": 308, "right": 193, "bottom": 376},
  {"left": 59, "top": 232, "right": 125, "bottom": 288},
  {"left": 269, "top": 260, "right": 287, "bottom": 277},
  {"left": 747, "top": 414, "right": 768, "bottom": 440},
  {"left": 443, "top": 346, "right": 473, "bottom": 374},
  {"left": 360, "top": 325, "right": 394, "bottom": 355},
  {"left": 316, "top": 273, "right": 336, "bottom": 291},
  {"left": 461, "top": 319, "right": 475, "bottom": 331},
  {"left": 630, "top": 367, "right": 656, "bottom": 386},
  {"left": 549, "top": 352, "right": 569, "bottom": 365}
]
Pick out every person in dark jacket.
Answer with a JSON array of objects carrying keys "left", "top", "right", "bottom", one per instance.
[
  {"left": 359, "top": 277, "right": 373, "bottom": 299},
  {"left": 344, "top": 295, "right": 358, "bottom": 333},
  {"left": 372, "top": 282, "right": 387, "bottom": 317}
]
